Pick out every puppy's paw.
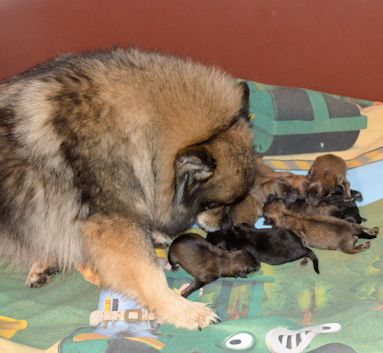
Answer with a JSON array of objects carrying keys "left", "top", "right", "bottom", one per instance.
[
  {"left": 25, "top": 267, "right": 59, "bottom": 288},
  {"left": 156, "top": 294, "right": 219, "bottom": 330},
  {"left": 372, "top": 227, "right": 379, "bottom": 236},
  {"left": 362, "top": 241, "right": 371, "bottom": 249}
]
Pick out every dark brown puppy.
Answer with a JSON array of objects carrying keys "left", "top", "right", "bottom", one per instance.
[
  {"left": 263, "top": 201, "right": 379, "bottom": 254},
  {"left": 0, "top": 48, "right": 257, "bottom": 329},
  {"left": 206, "top": 225, "right": 320, "bottom": 274},
  {"left": 168, "top": 233, "right": 260, "bottom": 297},
  {"left": 307, "top": 154, "right": 351, "bottom": 205}
]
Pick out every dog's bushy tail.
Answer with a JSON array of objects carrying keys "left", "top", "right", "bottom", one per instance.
[{"left": 306, "top": 250, "right": 320, "bottom": 274}]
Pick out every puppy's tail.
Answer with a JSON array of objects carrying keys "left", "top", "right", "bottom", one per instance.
[{"left": 306, "top": 250, "right": 320, "bottom": 274}]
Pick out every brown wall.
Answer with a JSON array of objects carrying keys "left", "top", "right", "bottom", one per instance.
[{"left": 0, "top": 0, "right": 382, "bottom": 101}]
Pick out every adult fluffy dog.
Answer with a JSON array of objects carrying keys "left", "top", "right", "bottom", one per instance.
[{"left": 0, "top": 48, "right": 256, "bottom": 329}]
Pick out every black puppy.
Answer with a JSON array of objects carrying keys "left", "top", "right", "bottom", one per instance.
[
  {"left": 207, "top": 224, "right": 320, "bottom": 274},
  {"left": 290, "top": 189, "right": 366, "bottom": 224},
  {"left": 326, "top": 189, "right": 366, "bottom": 224},
  {"left": 168, "top": 233, "right": 260, "bottom": 297}
]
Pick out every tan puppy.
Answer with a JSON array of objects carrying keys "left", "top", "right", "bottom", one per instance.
[
  {"left": 263, "top": 201, "right": 378, "bottom": 254},
  {"left": 307, "top": 154, "right": 351, "bottom": 204},
  {"left": 231, "top": 157, "right": 298, "bottom": 224},
  {"left": 282, "top": 174, "right": 309, "bottom": 197}
]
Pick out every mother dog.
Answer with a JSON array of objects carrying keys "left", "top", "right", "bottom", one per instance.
[{"left": 0, "top": 48, "right": 256, "bottom": 329}]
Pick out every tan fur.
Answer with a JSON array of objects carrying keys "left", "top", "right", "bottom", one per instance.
[
  {"left": 308, "top": 154, "right": 351, "bottom": 200},
  {"left": 82, "top": 215, "right": 219, "bottom": 329},
  {"left": 0, "top": 48, "right": 255, "bottom": 328},
  {"left": 263, "top": 201, "right": 378, "bottom": 253},
  {"left": 231, "top": 157, "right": 293, "bottom": 224}
]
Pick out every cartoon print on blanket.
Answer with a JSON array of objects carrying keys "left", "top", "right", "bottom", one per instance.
[{"left": 58, "top": 318, "right": 356, "bottom": 353}]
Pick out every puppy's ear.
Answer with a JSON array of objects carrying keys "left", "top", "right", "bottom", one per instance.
[{"left": 175, "top": 146, "right": 216, "bottom": 205}]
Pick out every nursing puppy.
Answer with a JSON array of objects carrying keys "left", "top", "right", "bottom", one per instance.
[
  {"left": 0, "top": 48, "right": 257, "bottom": 329},
  {"left": 207, "top": 225, "right": 320, "bottom": 274},
  {"left": 263, "top": 201, "right": 379, "bottom": 254},
  {"left": 168, "top": 233, "right": 259, "bottom": 298},
  {"left": 307, "top": 154, "right": 351, "bottom": 205},
  {"left": 231, "top": 157, "right": 297, "bottom": 224}
]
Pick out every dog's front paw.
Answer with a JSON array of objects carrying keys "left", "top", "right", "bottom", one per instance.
[{"left": 156, "top": 294, "right": 219, "bottom": 330}]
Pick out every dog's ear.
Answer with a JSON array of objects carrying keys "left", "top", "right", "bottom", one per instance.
[
  {"left": 174, "top": 146, "right": 216, "bottom": 205},
  {"left": 238, "top": 81, "right": 250, "bottom": 117}
]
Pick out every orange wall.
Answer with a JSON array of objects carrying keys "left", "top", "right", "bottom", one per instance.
[{"left": 0, "top": 0, "right": 382, "bottom": 101}]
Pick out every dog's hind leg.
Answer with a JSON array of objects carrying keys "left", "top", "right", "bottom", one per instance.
[
  {"left": 352, "top": 225, "right": 379, "bottom": 238},
  {"left": 340, "top": 239, "right": 371, "bottom": 254},
  {"left": 82, "top": 215, "right": 219, "bottom": 330},
  {"left": 357, "top": 231, "right": 378, "bottom": 239},
  {"left": 359, "top": 226, "right": 379, "bottom": 238},
  {"left": 25, "top": 260, "right": 59, "bottom": 288}
]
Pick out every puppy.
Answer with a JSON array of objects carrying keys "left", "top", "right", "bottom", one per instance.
[
  {"left": 207, "top": 225, "right": 320, "bottom": 274},
  {"left": 281, "top": 174, "right": 310, "bottom": 198},
  {"left": 168, "top": 233, "right": 260, "bottom": 297},
  {"left": 288, "top": 199, "right": 339, "bottom": 217},
  {"left": 290, "top": 189, "right": 365, "bottom": 224},
  {"left": 0, "top": 48, "right": 257, "bottom": 329},
  {"left": 231, "top": 157, "right": 297, "bottom": 224},
  {"left": 263, "top": 201, "right": 379, "bottom": 254},
  {"left": 326, "top": 189, "right": 366, "bottom": 224},
  {"left": 307, "top": 154, "right": 351, "bottom": 205}
]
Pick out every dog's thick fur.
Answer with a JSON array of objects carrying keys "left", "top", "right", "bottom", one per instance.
[
  {"left": 0, "top": 48, "right": 256, "bottom": 329},
  {"left": 207, "top": 224, "right": 320, "bottom": 274},
  {"left": 168, "top": 233, "right": 259, "bottom": 298},
  {"left": 263, "top": 201, "right": 379, "bottom": 254}
]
